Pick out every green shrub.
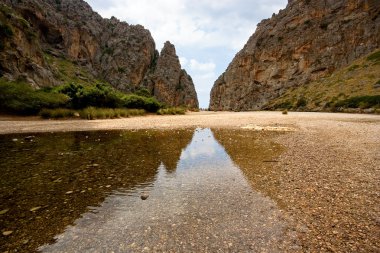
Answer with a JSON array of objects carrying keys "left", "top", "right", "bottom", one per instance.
[
  {"left": 122, "top": 94, "right": 161, "bottom": 112},
  {"left": 0, "top": 79, "right": 69, "bottom": 115},
  {"left": 304, "top": 20, "right": 312, "bottom": 26},
  {"left": 335, "top": 95, "right": 380, "bottom": 109},
  {"left": 57, "top": 82, "right": 123, "bottom": 109},
  {"left": 0, "top": 79, "right": 161, "bottom": 115},
  {"left": 134, "top": 88, "right": 152, "bottom": 97},
  {"left": 275, "top": 100, "right": 293, "bottom": 109},
  {"left": 296, "top": 97, "right": 307, "bottom": 108},
  {"left": 57, "top": 83, "right": 161, "bottom": 112},
  {"left": 0, "top": 22, "right": 13, "bottom": 38},
  {"left": 157, "top": 107, "right": 186, "bottom": 115},
  {"left": 320, "top": 22, "right": 328, "bottom": 30},
  {"left": 367, "top": 50, "right": 380, "bottom": 62}
]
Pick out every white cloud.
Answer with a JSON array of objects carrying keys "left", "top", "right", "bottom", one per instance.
[
  {"left": 87, "top": 0, "right": 287, "bottom": 51},
  {"left": 179, "top": 57, "right": 188, "bottom": 67},
  {"left": 189, "top": 59, "right": 216, "bottom": 72}
]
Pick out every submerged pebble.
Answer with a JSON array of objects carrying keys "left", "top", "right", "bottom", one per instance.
[
  {"left": 2, "top": 231, "right": 13, "bottom": 236},
  {"left": 30, "top": 206, "right": 42, "bottom": 212}
]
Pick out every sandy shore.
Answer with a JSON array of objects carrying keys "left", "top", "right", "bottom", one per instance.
[
  {"left": 1, "top": 111, "right": 379, "bottom": 251},
  {"left": 0, "top": 111, "right": 379, "bottom": 134}
]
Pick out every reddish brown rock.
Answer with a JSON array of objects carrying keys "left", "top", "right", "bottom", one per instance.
[{"left": 210, "top": 0, "right": 380, "bottom": 111}]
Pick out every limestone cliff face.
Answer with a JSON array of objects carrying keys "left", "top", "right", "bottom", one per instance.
[
  {"left": 0, "top": 0, "right": 198, "bottom": 108},
  {"left": 209, "top": 0, "right": 380, "bottom": 111},
  {"left": 152, "top": 42, "right": 198, "bottom": 108}
]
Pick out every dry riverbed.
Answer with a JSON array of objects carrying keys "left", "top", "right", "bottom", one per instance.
[{"left": 0, "top": 111, "right": 379, "bottom": 252}]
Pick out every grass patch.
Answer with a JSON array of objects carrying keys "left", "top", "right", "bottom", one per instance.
[
  {"left": 39, "top": 108, "right": 76, "bottom": 119},
  {"left": 347, "top": 64, "right": 359, "bottom": 71},
  {"left": 79, "top": 107, "right": 145, "bottom": 120},
  {"left": 157, "top": 107, "right": 186, "bottom": 115}
]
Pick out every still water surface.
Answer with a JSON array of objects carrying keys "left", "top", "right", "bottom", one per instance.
[{"left": 0, "top": 128, "right": 289, "bottom": 252}]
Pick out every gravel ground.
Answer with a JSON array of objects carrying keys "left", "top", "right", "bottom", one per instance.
[
  {"left": 1, "top": 111, "right": 379, "bottom": 252},
  {"left": 271, "top": 113, "right": 380, "bottom": 252},
  {"left": 0, "top": 111, "right": 379, "bottom": 133}
]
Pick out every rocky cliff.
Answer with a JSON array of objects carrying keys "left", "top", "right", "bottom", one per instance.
[
  {"left": 209, "top": 0, "right": 380, "bottom": 111},
  {"left": 150, "top": 41, "right": 199, "bottom": 108},
  {"left": 0, "top": 0, "right": 198, "bottom": 108}
]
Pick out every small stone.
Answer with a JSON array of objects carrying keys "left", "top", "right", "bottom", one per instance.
[
  {"left": 106, "top": 185, "right": 111, "bottom": 188},
  {"left": 12, "top": 138, "right": 18, "bottom": 142},
  {"left": 65, "top": 191, "right": 74, "bottom": 195},
  {"left": 141, "top": 193, "right": 149, "bottom": 200},
  {"left": 30, "top": 206, "right": 41, "bottom": 212},
  {"left": 2, "top": 231, "right": 13, "bottom": 236},
  {"left": 0, "top": 209, "right": 9, "bottom": 215},
  {"left": 24, "top": 136, "right": 35, "bottom": 141}
]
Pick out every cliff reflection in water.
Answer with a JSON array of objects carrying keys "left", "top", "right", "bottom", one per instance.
[
  {"left": 212, "top": 129, "right": 286, "bottom": 207},
  {"left": 39, "top": 128, "right": 288, "bottom": 253},
  {"left": 0, "top": 129, "right": 194, "bottom": 252}
]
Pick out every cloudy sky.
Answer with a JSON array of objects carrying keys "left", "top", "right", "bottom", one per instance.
[{"left": 86, "top": 0, "right": 288, "bottom": 108}]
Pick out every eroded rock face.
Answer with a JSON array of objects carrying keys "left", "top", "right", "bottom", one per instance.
[
  {"left": 152, "top": 42, "right": 199, "bottom": 108},
  {"left": 209, "top": 0, "right": 380, "bottom": 111},
  {"left": 0, "top": 0, "right": 198, "bottom": 108}
]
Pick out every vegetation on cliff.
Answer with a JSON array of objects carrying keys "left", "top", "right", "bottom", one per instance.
[{"left": 266, "top": 50, "right": 380, "bottom": 112}]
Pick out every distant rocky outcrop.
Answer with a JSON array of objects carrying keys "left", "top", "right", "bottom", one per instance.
[
  {"left": 151, "top": 41, "right": 199, "bottom": 108},
  {"left": 0, "top": 0, "right": 198, "bottom": 108},
  {"left": 210, "top": 0, "right": 380, "bottom": 111}
]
